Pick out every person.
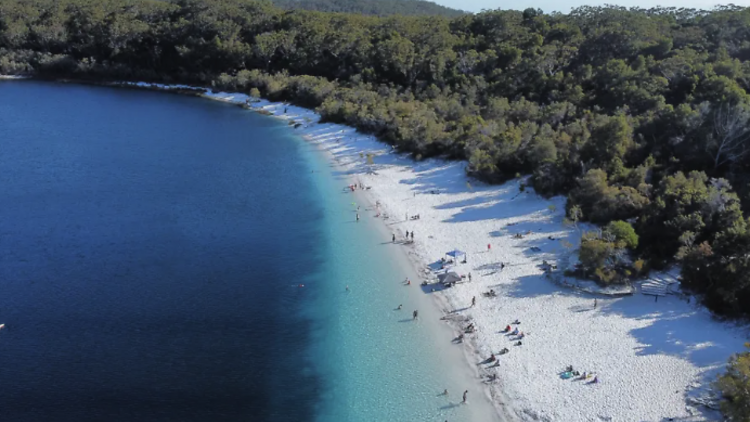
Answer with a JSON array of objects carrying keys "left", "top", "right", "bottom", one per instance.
[
  {"left": 397, "top": 304, "right": 402, "bottom": 310},
  {"left": 487, "top": 243, "right": 491, "bottom": 251},
  {"left": 407, "top": 279, "right": 411, "bottom": 285},
  {"left": 410, "top": 231, "right": 414, "bottom": 241},
  {"left": 405, "top": 230, "right": 409, "bottom": 239},
  {"left": 413, "top": 310, "right": 418, "bottom": 320},
  {"left": 471, "top": 296, "right": 476, "bottom": 307},
  {"left": 392, "top": 234, "right": 396, "bottom": 242},
  {"left": 462, "top": 390, "right": 468, "bottom": 403},
  {"left": 594, "top": 298, "right": 597, "bottom": 308},
  {"left": 505, "top": 325, "right": 511, "bottom": 332},
  {"left": 500, "top": 262, "right": 505, "bottom": 270},
  {"left": 356, "top": 213, "right": 360, "bottom": 222},
  {"left": 468, "top": 273, "right": 472, "bottom": 282},
  {"left": 443, "top": 389, "right": 448, "bottom": 396}
]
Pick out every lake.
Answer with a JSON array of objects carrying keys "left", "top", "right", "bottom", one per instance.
[{"left": 0, "top": 81, "right": 494, "bottom": 422}]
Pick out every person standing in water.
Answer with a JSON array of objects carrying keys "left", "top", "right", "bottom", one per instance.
[
  {"left": 411, "top": 231, "right": 414, "bottom": 241},
  {"left": 462, "top": 390, "right": 468, "bottom": 403},
  {"left": 356, "top": 213, "right": 360, "bottom": 222},
  {"left": 392, "top": 234, "right": 396, "bottom": 242},
  {"left": 413, "top": 310, "right": 418, "bottom": 320},
  {"left": 471, "top": 296, "right": 476, "bottom": 307}
]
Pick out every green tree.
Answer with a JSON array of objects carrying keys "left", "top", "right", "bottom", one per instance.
[
  {"left": 716, "top": 344, "right": 750, "bottom": 422},
  {"left": 605, "top": 220, "right": 638, "bottom": 249}
]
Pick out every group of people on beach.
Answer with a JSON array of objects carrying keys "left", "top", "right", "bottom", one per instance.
[{"left": 562, "top": 365, "right": 598, "bottom": 384}]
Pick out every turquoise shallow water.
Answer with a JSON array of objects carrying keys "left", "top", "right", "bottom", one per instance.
[
  {"left": 296, "top": 136, "right": 478, "bottom": 422},
  {"left": 0, "top": 80, "right": 480, "bottom": 422}
]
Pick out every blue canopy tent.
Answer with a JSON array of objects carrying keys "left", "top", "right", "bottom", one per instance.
[{"left": 445, "top": 249, "right": 466, "bottom": 261}]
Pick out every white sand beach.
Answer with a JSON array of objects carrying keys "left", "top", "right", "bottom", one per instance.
[{"left": 131, "top": 83, "right": 749, "bottom": 422}]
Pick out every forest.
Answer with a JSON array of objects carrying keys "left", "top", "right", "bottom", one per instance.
[
  {"left": 1, "top": 0, "right": 750, "bottom": 318},
  {"left": 270, "top": 0, "right": 465, "bottom": 17}
]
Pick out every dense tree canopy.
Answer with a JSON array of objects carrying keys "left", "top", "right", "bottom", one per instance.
[
  {"left": 270, "top": 0, "right": 466, "bottom": 17},
  {"left": 2, "top": 0, "right": 750, "bottom": 317}
]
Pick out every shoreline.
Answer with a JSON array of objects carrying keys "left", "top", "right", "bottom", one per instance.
[
  {"left": 6, "top": 78, "right": 747, "bottom": 421},
  {"left": 303, "top": 119, "right": 516, "bottom": 421},
  {"left": 342, "top": 161, "right": 510, "bottom": 422}
]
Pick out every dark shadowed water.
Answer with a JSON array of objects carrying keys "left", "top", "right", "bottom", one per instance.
[{"left": 0, "top": 81, "right": 326, "bottom": 421}]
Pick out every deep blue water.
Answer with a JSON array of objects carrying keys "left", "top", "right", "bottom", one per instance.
[
  {"left": 0, "top": 81, "right": 489, "bottom": 422},
  {"left": 0, "top": 82, "right": 326, "bottom": 421}
]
